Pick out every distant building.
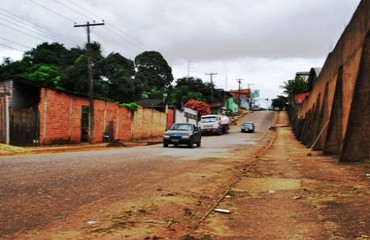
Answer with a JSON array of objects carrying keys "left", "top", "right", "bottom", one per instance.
[{"left": 228, "top": 88, "right": 252, "bottom": 110}]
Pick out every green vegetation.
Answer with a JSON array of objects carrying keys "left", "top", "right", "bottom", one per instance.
[
  {"left": 280, "top": 75, "right": 309, "bottom": 100},
  {"left": 120, "top": 102, "right": 139, "bottom": 116},
  {"left": 0, "top": 41, "right": 231, "bottom": 110}
]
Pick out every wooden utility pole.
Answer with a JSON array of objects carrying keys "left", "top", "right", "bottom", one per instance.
[
  {"left": 237, "top": 78, "right": 243, "bottom": 110},
  {"left": 205, "top": 72, "right": 217, "bottom": 108},
  {"left": 74, "top": 21, "right": 104, "bottom": 143}
]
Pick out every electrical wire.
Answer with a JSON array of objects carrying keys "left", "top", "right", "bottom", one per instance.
[
  {"left": 0, "top": 37, "right": 33, "bottom": 49},
  {"left": 29, "top": 0, "right": 75, "bottom": 23},
  {"left": 2, "top": 0, "right": 186, "bottom": 81},
  {"left": 0, "top": 43, "right": 27, "bottom": 52},
  {"left": 54, "top": 0, "right": 93, "bottom": 22}
]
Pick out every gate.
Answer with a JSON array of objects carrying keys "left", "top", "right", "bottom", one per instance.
[
  {"left": 0, "top": 96, "right": 5, "bottom": 143},
  {"left": 9, "top": 107, "right": 39, "bottom": 146}
]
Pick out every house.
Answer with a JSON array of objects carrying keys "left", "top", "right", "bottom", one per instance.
[{"left": 228, "top": 88, "right": 252, "bottom": 110}]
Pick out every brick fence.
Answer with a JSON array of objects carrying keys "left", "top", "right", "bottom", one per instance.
[{"left": 38, "top": 88, "right": 168, "bottom": 145}]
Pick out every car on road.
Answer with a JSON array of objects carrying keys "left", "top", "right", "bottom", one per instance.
[
  {"left": 241, "top": 122, "right": 255, "bottom": 133},
  {"left": 163, "top": 123, "right": 202, "bottom": 148}
]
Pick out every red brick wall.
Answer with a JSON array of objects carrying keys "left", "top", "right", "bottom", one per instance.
[
  {"left": 167, "top": 108, "right": 175, "bottom": 128},
  {"left": 38, "top": 88, "right": 166, "bottom": 144}
]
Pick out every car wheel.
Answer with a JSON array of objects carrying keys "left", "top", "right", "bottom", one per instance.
[
  {"left": 197, "top": 140, "right": 201, "bottom": 147},
  {"left": 163, "top": 143, "right": 168, "bottom": 147},
  {"left": 217, "top": 128, "right": 222, "bottom": 135},
  {"left": 188, "top": 139, "right": 194, "bottom": 148}
]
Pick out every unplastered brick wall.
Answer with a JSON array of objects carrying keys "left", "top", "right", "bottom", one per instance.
[{"left": 38, "top": 88, "right": 166, "bottom": 144}]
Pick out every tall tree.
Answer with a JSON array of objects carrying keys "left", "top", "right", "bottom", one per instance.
[
  {"left": 60, "top": 42, "right": 109, "bottom": 97},
  {"left": 0, "top": 58, "right": 30, "bottom": 80},
  {"left": 134, "top": 51, "right": 174, "bottom": 99},
  {"left": 169, "top": 85, "right": 203, "bottom": 109},
  {"left": 100, "top": 53, "right": 138, "bottom": 102},
  {"left": 171, "top": 77, "right": 224, "bottom": 108}
]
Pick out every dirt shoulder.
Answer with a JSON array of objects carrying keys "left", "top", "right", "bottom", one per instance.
[{"left": 190, "top": 111, "right": 370, "bottom": 240}]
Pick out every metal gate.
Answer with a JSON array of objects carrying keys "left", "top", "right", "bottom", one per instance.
[{"left": 9, "top": 107, "right": 39, "bottom": 146}]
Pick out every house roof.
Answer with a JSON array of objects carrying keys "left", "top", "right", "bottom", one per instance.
[
  {"left": 0, "top": 77, "right": 89, "bottom": 98},
  {"left": 137, "top": 99, "right": 164, "bottom": 108},
  {"left": 228, "top": 89, "right": 251, "bottom": 98}
]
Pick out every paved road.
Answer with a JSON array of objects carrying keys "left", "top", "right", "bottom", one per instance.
[{"left": 0, "top": 111, "right": 275, "bottom": 238}]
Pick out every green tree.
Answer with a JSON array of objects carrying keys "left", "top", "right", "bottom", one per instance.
[
  {"left": 271, "top": 95, "right": 288, "bottom": 110},
  {"left": 100, "top": 53, "right": 138, "bottom": 102},
  {"left": 134, "top": 51, "right": 174, "bottom": 99},
  {"left": 169, "top": 85, "right": 203, "bottom": 108},
  {"left": 23, "top": 42, "right": 72, "bottom": 66},
  {"left": 23, "top": 64, "right": 62, "bottom": 87},
  {"left": 60, "top": 42, "right": 109, "bottom": 98},
  {"left": 171, "top": 77, "right": 224, "bottom": 109},
  {"left": 0, "top": 58, "right": 30, "bottom": 80}
]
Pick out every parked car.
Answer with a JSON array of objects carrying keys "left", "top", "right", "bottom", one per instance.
[
  {"left": 241, "top": 122, "right": 255, "bottom": 133},
  {"left": 163, "top": 123, "right": 201, "bottom": 148}
]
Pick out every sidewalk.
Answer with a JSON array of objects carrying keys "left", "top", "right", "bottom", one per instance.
[{"left": 194, "top": 111, "right": 370, "bottom": 239}]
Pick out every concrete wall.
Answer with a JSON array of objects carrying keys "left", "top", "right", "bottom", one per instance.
[
  {"left": 174, "top": 107, "right": 198, "bottom": 125},
  {"left": 291, "top": 0, "right": 370, "bottom": 162}
]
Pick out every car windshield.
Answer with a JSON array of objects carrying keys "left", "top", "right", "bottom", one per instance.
[
  {"left": 170, "top": 124, "right": 193, "bottom": 131},
  {"left": 201, "top": 117, "right": 217, "bottom": 123}
]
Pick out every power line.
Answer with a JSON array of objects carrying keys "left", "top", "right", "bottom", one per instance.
[
  {"left": 0, "top": 37, "right": 32, "bottom": 49},
  {"left": 54, "top": 0, "right": 94, "bottom": 22},
  {"left": 0, "top": 43, "right": 27, "bottom": 52},
  {"left": 29, "top": 0, "right": 75, "bottom": 23},
  {"left": 65, "top": 0, "right": 102, "bottom": 20},
  {"left": 0, "top": 22, "right": 46, "bottom": 42},
  {"left": 0, "top": 8, "right": 79, "bottom": 47}
]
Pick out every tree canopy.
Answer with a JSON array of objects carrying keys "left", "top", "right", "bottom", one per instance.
[
  {"left": 134, "top": 51, "right": 174, "bottom": 99},
  {"left": 0, "top": 41, "right": 235, "bottom": 111},
  {"left": 169, "top": 77, "right": 224, "bottom": 110},
  {"left": 0, "top": 42, "right": 174, "bottom": 104}
]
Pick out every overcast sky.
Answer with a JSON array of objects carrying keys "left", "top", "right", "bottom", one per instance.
[{"left": 0, "top": 0, "right": 361, "bottom": 106}]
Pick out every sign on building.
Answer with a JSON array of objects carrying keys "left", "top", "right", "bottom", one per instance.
[{"left": 253, "top": 89, "right": 260, "bottom": 98}]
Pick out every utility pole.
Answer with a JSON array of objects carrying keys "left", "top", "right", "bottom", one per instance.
[
  {"left": 74, "top": 21, "right": 104, "bottom": 143},
  {"left": 237, "top": 78, "right": 243, "bottom": 110},
  {"left": 205, "top": 73, "right": 217, "bottom": 109},
  {"left": 187, "top": 60, "right": 190, "bottom": 79},
  {"left": 248, "top": 83, "right": 254, "bottom": 110}
]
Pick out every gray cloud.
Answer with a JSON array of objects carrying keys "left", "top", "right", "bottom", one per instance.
[{"left": 0, "top": 0, "right": 361, "bottom": 99}]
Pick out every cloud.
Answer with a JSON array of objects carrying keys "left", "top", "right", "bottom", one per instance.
[{"left": 0, "top": 0, "right": 361, "bottom": 100}]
